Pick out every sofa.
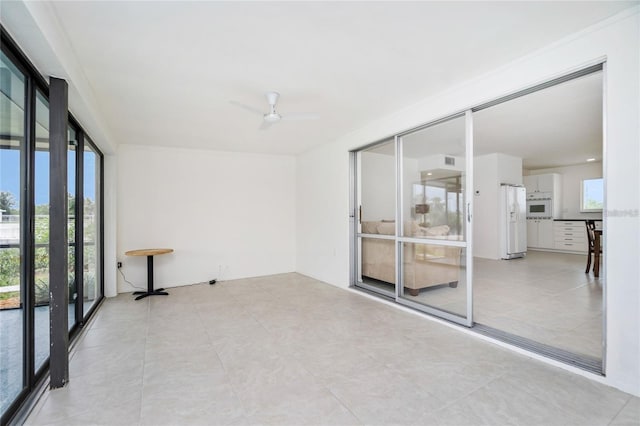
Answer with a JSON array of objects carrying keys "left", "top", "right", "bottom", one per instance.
[{"left": 361, "top": 221, "right": 461, "bottom": 296}]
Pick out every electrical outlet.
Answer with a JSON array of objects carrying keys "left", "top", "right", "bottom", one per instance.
[{"left": 117, "top": 262, "right": 122, "bottom": 268}]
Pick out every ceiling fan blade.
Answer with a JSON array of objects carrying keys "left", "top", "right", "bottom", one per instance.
[
  {"left": 259, "top": 120, "right": 273, "bottom": 131},
  {"left": 230, "top": 100, "right": 264, "bottom": 116},
  {"left": 281, "top": 113, "right": 320, "bottom": 121}
]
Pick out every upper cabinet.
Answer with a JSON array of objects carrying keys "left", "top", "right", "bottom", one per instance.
[
  {"left": 524, "top": 173, "right": 561, "bottom": 195},
  {"left": 524, "top": 173, "right": 562, "bottom": 218}
]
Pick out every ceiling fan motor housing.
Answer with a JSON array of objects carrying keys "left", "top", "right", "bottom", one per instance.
[{"left": 264, "top": 92, "right": 281, "bottom": 122}]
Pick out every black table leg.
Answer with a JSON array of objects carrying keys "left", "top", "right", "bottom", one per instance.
[{"left": 133, "top": 255, "right": 169, "bottom": 300}]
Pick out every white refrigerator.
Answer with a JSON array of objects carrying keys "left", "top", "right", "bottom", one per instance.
[{"left": 500, "top": 185, "right": 527, "bottom": 259}]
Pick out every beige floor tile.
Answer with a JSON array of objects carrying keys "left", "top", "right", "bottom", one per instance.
[
  {"left": 500, "top": 362, "right": 630, "bottom": 425},
  {"left": 328, "top": 366, "right": 447, "bottom": 425},
  {"left": 610, "top": 396, "right": 640, "bottom": 426},
  {"left": 432, "top": 375, "right": 585, "bottom": 426},
  {"left": 24, "top": 272, "right": 628, "bottom": 426}
]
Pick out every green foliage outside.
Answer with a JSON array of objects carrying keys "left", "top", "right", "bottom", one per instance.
[
  {"left": 427, "top": 197, "right": 463, "bottom": 233},
  {"left": 0, "top": 191, "right": 98, "bottom": 307},
  {"left": 585, "top": 199, "right": 604, "bottom": 210},
  {"left": 0, "top": 191, "right": 17, "bottom": 215}
]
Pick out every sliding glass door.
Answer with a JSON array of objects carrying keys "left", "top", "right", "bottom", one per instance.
[
  {"left": 0, "top": 48, "right": 26, "bottom": 417},
  {"left": 397, "top": 114, "right": 472, "bottom": 325},
  {"left": 354, "top": 139, "right": 397, "bottom": 297},
  {"left": 33, "top": 90, "right": 50, "bottom": 373},
  {"left": 351, "top": 64, "right": 604, "bottom": 371},
  {"left": 82, "top": 140, "right": 101, "bottom": 315},
  {"left": 353, "top": 113, "right": 473, "bottom": 326}
]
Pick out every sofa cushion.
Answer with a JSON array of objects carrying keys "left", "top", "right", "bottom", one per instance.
[
  {"left": 361, "top": 221, "right": 379, "bottom": 234},
  {"left": 377, "top": 222, "right": 396, "bottom": 235},
  {"left": 424, "top": 225, "right": 450, "bottom": 237}
]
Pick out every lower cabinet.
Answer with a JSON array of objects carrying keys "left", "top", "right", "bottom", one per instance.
[
  {"left": 553, "top": 221, "right": 588, "bottom": 253},
  {"left": 527, "top": 219, "right": 554, "bottom": 249}
]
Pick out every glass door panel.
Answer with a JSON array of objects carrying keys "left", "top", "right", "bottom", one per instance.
[
  {"left": 401, "top": 242, "right": 467, "bottom": 319},
  {"left": 83, "top": 141, "right": 100, "bottom": 315},
  {"left": 398, "top": 114, "right": 471, "bottom": 324},
  {"left": 356, "top": 139, "right": 396, "bottom": 296},
  {"left": 68, "top": 127, "right": 76, "bottom": 330},
  {"left": 0, "top": 50, "right": 26, "bottom": 416},
  {"left": 33, "top": 91, "right": 50, "bottom": 372}
]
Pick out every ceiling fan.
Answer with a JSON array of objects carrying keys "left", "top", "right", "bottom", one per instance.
[{"left": 231, "top": 91, "right": 319, "bottom": 130}]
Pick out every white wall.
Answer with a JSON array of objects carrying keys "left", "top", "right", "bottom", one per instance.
[
  {"left": 297, "top": 144, "right": 350, "bottom": 287},
  {"left": 103, "top": 154, "right": 118, "bottom": 297},
  {"left": 117, "top": 144, "right": 296, "bottom": 292},
  {"left": 526, "top": 162, "right": 603, "bottom": 219},
  {"left": 473, "top": 155, "right": 500, "bottom": 259},
  {"left": 296, "top": 9, "right": 640, "bottom": 395},
  {"left": 473, "top": 153, "right": 523, "bottom": 259}
]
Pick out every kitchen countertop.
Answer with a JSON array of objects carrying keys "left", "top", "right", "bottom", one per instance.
[{"left": 553, "top": 218, "right": 603, "bottom": 221}]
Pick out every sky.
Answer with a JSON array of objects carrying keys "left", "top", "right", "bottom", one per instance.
[{"left": 0, "top": 149, "right": 96, "bottom": 206}]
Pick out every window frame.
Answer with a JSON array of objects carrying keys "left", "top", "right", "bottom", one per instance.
[{"left": 0, "top": 25, "right": 105, "bottom": 425}]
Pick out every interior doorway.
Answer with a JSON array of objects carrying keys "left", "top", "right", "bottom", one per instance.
[{"left": 472, "top": 69, "right": 604, "bottom": 367}]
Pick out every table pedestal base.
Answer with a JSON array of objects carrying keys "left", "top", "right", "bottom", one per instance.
[
  {"left": 133, "top": 289, "right": 168, "bottom": 300},
  {"left": 131, "top": 254, "right": 170, "bottom": 301}
]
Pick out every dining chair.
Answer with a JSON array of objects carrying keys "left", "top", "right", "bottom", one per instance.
[{"left": 585, "top": 220, "right": 601, "bottom": 273}]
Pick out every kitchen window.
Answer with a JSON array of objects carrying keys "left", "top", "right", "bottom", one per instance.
[{"left": 581, "top": 177, "right": 604, "bottom": 212}]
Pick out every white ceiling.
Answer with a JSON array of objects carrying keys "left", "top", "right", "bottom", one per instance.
[
  {"left": 390, "top": 71, "right": 603, "bottom": 169},
  {"left": 46, "top": 1, "right": 634, "bottom": 156},
  {"left": 474, "top": 71, "right": 603, "bottom": 169}
]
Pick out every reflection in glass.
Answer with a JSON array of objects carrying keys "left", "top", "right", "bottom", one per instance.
[
  {"left": 397, "top": 115, "right": 469, "bottom": 322},
  {"left": 401, "top": 116, "right": 466, "bottom": 240},
  {"left": 402, "top": 242, "right": 466, "bottom": 317},
  {"left": 0, "top": 50, "right": 26, "bottom": 416},
  {"left": 356, "top": 139, "right": 396, "bottom": 296},
  {"left": 360, "top": 236, "right": 396, "bottom": 296},
  {"left": 83, "top": 142, "right": 100, "bottom": 314},
  {"left": 359, "top": 139, "right": 395, "bottom": 226},
  {"left": 68, "top": 127, "right": 76, "bottom": 330}
]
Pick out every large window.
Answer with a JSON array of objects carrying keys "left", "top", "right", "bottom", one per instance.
[
  {"left": 0, "top": 30, "right": 104, "bottom": 424},
  {"left": 0, "top": 47, "right": 26, "bottom": 419}
]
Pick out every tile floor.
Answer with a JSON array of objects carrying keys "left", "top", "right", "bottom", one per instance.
[
  {"left": 25, "top": 273, "right": 637, "bottom": 426},
  {"left": 474, "top": 251, "right": 603, "bottom": 358},
  {"left": 364, "top": 250, "right": 603, "bottom": 359}
]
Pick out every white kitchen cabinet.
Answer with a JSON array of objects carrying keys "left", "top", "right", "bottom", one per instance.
[
  {"left": 527, "top": 219, "right": 539, "bottom": 247},
  {"left": 553, "top": 220, "right": 588, "bottom": 253},
  {"left": 527, "top": 218, "right": 554, "bottom": 249},
  {"left": 523, "top": 175, "right": 537, "bottom": 194},
  {"left": 524, "top": 173, "right": 561, "bottom": 195},
  {"left": 524, "top": 173, "right": 562, "bottom": 218},
  {"left": 539, "top": 219, "right": 554, "bottom": 248},
  {"left": 537, "top": 174, "right": 558, "bottom": 193}
]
